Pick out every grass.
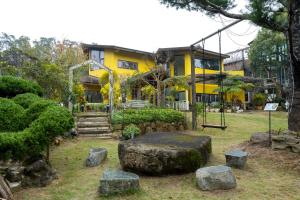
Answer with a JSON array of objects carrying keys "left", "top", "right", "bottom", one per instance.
[{"left": 15, "top": 111, "right": 300, "bottom": 200}]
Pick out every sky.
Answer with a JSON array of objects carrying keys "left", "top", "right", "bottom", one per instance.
[{"left": 0, "top": 0, "right": 259, "bottom": 53}]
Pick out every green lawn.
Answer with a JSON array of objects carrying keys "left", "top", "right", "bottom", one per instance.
[{"left": 15, "top": 111, "right": 300, "bottom": 200}]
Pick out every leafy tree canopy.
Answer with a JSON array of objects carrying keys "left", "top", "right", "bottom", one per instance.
[{"left": 160, "top": 0, "right": 288, "bottom": 32}]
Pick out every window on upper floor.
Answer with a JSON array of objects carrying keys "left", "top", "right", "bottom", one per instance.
[
  {"left": 90, "top": 49, "right": 104, "bottom": 70},
  {"left": 118, "top": 60, "right": 138, "bottom": 70},
  {"left": 194, "top": 58, "right": 220, "bottom": 71}
]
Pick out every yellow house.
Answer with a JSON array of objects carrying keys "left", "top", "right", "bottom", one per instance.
[{"left": 81, "top": 44, "right": 245, "bottom": 106}]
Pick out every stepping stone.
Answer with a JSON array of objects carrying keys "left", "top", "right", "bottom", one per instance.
[
  {"left": 86, "top": 148, "right": 107, "bottom": 167},
  {"left": 99, "top": 169, "right": 140, "bottom": 195},
  {"left": 225, "top": 149, "right": 248, "bottom": 169},
  {"left": 196, "top": 165, "right": 236, "bottom": 191}
]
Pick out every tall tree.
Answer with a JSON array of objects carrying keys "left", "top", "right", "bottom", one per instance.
[
  {"left": 160, "top": 0, "right": 300, "bottom": 131},
  {"left": 0, "top": 33, "right": 86, "bottom": 104},
  {"left": 249, "top": 28, "right": 288, "bottom": 80}
]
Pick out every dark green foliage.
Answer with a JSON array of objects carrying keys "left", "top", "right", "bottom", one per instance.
[
  {"left": 0, "top": 98, "right": 25, "bottom": 131},
  {"left": 112, "top": 108, "right": 184, "bottom": 125},
  {"left": 13, "top": 93, "right": 42, "bottom": 109},
  {"left": 122, "top": 124, "right": 140, "bottom": 140},
  {"left": 0, "top": 131, "right": 27, "bottom": 160},
  {"left": 24, "top": 99, "right": 57, "bottom": 126},
  {"left": 0, "top": 76, "right": 43, "bottom": 98},
  {"left": 253, "top": 93, "right": 267, "bottom": 106},
  {"left": 0, "top": 105, "right": 74, "bottom": 160}
]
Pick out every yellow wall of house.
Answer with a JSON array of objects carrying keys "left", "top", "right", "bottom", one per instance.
[{"left": 89, "top": 49, "right": 155, "bottom": 79}]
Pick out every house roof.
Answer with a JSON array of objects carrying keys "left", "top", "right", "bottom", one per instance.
[
  {"left": 81, "top": 43, "right": 154, "bottom": 57},
  {"left": 80, "top": 75, "right": 100, "bottom": 85},
  {"left": 157, "top": 46, "right": 229, "bottom": 58}
]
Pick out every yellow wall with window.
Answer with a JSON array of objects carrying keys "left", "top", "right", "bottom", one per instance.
[
  {"left": 168, "top": 51, "right": 245, "bottom": 103},
  {"left": 89, "top": 49, "right": 155, "bottom": 79}
]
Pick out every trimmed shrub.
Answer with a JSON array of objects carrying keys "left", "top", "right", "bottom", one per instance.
[
  {"left": 24, "top": 99, "right": 57, "bottom": 126},
  {"left": 122, "top": 124, "right": 140, "bottom": 140},
  {"left": 112, "top": 108, "right": 184, "bottom": 125},
  {"left": 0, "top": 105, "right": 74, "bottom": 161},
  {"left": 29, "top": 105, "right": 74, "bottom": 141},
  {"left": 0, "top": 76, "right": 43, "bottom": 98},
  {"left": 0, "top": 98, "right": 25, "bottom": 131},
  {"left": 13, "top": 93, "right": 42, "bottom": 109}
]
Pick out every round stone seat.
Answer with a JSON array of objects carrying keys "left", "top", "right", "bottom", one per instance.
[{"left": 118, "top": 132, "right": 212, "bottom": 175}]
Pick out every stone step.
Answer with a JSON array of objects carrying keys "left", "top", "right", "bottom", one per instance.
[
  {"left": 77, "top": 127, "right": 111, "bottom": 134},
  {"left": 76, "top": 121, "right": 110, "bottom": 128},
  {"left": 77, "top": 117, "right": 109, "bottom": 123},
  {"left": 79, "top": 133, "right": 112, "bottom": 139},
  {"left": 76, "top": 112, "right": 108, "bottom": 118}
]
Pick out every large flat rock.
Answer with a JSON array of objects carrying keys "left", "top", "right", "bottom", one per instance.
[{"left": 118, "top": 132, "right": 211, "bottom": 175}]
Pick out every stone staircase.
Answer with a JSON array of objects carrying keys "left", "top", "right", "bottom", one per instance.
[{"left": 76, "top": 112, "right": 112, "bottom": 138}]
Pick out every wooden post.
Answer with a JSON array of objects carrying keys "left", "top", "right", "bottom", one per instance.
[
  {"left": 190, "top": 46, "right": 197, "bottom": 130},
  {"left": 0, "top": 176, "right": 14, "bottom": 200}
]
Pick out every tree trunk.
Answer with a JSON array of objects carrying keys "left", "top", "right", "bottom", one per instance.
[
  {"left": 288, "top": 0, "right": 300, "bottom": 131},
  {"left": 157, "top": 80, "right": 161, "bottom": 107}
]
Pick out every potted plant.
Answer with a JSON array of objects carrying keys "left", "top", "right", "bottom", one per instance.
[{"left": 253, "top": 93, "right": 266, "bottom": 110}]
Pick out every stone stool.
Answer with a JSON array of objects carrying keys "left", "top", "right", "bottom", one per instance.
[
  {"left": 86, "top": 148, "right": 107, "bottom": 167},
  {"left": 225, "top": 149, "right": 248, "bottom": 169},
  {"left": 196, "top": 165, "right": 236, "bottom": 191},
  {"left": 99, "top": 169, "right": 140, "bottom": 195}
]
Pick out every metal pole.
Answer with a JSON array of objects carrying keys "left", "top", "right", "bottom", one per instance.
[
  {"left": 191, "top": 19, "right": 243, "bottom": 47},
  {"left": 269, "top": 110, "right": 272, "bottom": 147}
]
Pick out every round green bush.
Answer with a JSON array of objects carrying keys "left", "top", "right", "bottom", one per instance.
[
  {"left": 0, "top": 76, "right": 43, "bottom": 98},
  {"left": 123, "top": 124, "right": 140, "bottom": 140},
  {"left": 24, "top": 99, "right": 57, "bottom": 126},
  {"left": 0, "top": 98, "right": 25, "bottom": 131},
  {"left": 13, "top": 93, "right": 42, "bottom": 109}
]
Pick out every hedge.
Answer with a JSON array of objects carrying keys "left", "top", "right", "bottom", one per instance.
[
  {"left": 13, "top": 93, "right": 42, "bottom": 109},
  {"left": 112, "top": 108, "right": 184, "bottom": 125},
  {"left": 0, "top": 76, "right": 43, "bottom": 98},
  {"left": 0, "top": 98, "right": 25, "bottom": 131},
  {"left": 0, "top": 105, "right": 74, "bottom": 160}
]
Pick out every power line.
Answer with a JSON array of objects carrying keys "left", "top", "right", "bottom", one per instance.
[{"left": 219, "top": 15, "right": 258, "bottom": 37}]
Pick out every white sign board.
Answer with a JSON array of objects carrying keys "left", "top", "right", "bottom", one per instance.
[{"left": 264, "top": 103, "right": 279, "bottom": 111}]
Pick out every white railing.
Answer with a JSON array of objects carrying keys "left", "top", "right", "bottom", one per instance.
[{"left": 166, "top": 100, "right": 189, "bottom": 111}]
